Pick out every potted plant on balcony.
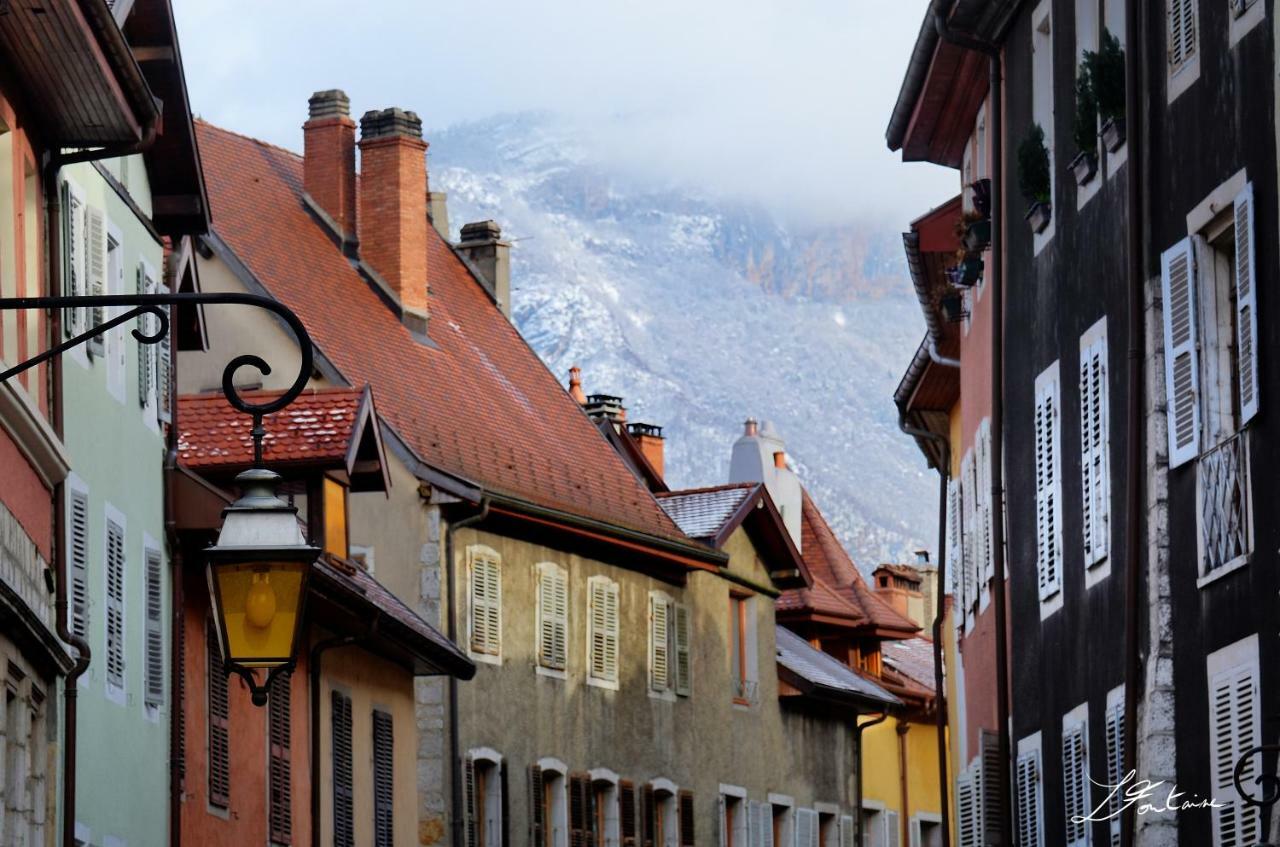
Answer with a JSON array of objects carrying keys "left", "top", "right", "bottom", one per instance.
[
  {"left": 1092, "top": 29, "right": 1126, "bottom": 152},
  {"left": 940, "top": 290, "right": 968, "bottom": 323},
  {"left": 960, "top": 208, "right": 991, "bottom": 253},
  {"left": 1070, "top": 60, "right": 1098, "bottom": 186},
  {"left": 1018, "top": 124, "right": 1052, "bottom": 234}
]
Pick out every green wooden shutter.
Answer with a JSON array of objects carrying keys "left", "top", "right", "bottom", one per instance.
[
  {"left": 68, "top": 487, "right": 90, "bottom": 639},
  {"left": 144, "top": 546, "right": 164, "bottom": 706}
]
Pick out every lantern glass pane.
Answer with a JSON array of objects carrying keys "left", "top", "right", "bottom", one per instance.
[{"left": 212, "top": 560, "right": 307, "bottom": 667}]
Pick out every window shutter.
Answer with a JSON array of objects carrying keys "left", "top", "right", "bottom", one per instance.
[
  {"left": 885, "top": 811, "right": 900, "bottom": 847},
  {"left": 641, "top": 786, "right": 656, "bottom": 847},
  {"left": 678, "top": 791, "right": 695, "bottom": 847},
  {"left": 748, "top": 803, "right": 763, "bottom": 847},
  {"left": 331, "top": 691, "right": 354, "bottom": 847},
  {"left": 1167, "top": 0, "right": 1197, "bottom": 71},
  {"left": 86, "top": 206, "right": 106, "bottom": 355},
  {"left": 268, "top": 671, "right": 292, "bottom": 844},
  {"left": 207, "top": 619, "right": 230, "bottom": 808},
  {"left": 463, "top": 756, "right": 478, "bottom": 847},
  {"left": 1080, "top": 333, "right": 1110, "bottom": 566},
  {"left": 501, "top": 761, "right": 511, "bottom": 847},
  {"left": 620, "top": 781, "right": 638, "bottom": 847},
  {"left": 1233, "top": 182, "right": 1260, "bottom": 424},
  {"left": 907, "top": 818, "right": 919, "bottom": 847},
  {"left": 539, "top": 565, "right": 568, "bottom": 670},
  {"left": 105, "top": 517, "right": 126, "bottom": 692},
  {"left": 794, "top": 810, "right": 816, "bottom": 847},
  {"left": 978, "top": 423, "right": 994, "bottom": 584},
  {"left": 136, "top": 265, "right": 153, "bottom": 408},
  {"left": 674, "top": 603, "right": 691, "bottom": 696},
  {"left": 65, "top": 189, "right": 86, "bottom": 336},
  {"left": 839, "top": 815, "right": 853, "bottom": 847},
  {"left": 589, "top": 578, "right": 620, "bottom": 682},
  {"left": 1105, "top": 701, "right": 1124, "bottom": 847},
  {"left": 947, "top": 477, "right": 961, "bottom": 594},
  {"left": 470, "top": 549, "right": 502, "bottom": 656},
  {"left": 649, "top": 595, "right": 670, "bottom": 691},
  {"left": 1015, "top": 751, "right": 1042, "bottom": 847},
  {"left": 529, "top": 765, "right": 545, "bottom": 847},
  {"left": 1161, "top": 236, "right": 1201, "bottom": 467},
  {"left": 1063, "top": 725, "right": 1088, "bottom": 847},
  {"left": 68, "top": 488, "right": 90, "bottom": 640},
  {"left": 1035, "top": 373, "right": 1063, "bottom": 600},
  {"left": 570, "top": 774, "right": 588, "bottom": 847},
  {"left": 717, "top": 796, "right": 727, "bottom": 847},
  {"left": 61, "top": 182, "right": 74, "bottom": 337},
  {"left": 979, "top": 734, "right": 1003, "bottom": 846},
  {"left": 1209, "top": 662, "right": 1261, "bottom": 847},
  {"left": 144, "top": 547, "right": 164, "bottom": 706},
  {"left": 955, "top": 773, "right": 974, "bottom": 847},
  {"left": 157, "top": 283, "right": 173, "bottom": 423},
  {"left": 373, "top": 710, "right": 394, "bottom": 847}
]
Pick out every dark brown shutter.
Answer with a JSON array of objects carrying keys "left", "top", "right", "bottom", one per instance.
[
  {"left": 678, "top": 791, "right": 695, "bottom": 847},
  {"left": 620, "top": 781, "right": 638, "bottom": 847},
  {"left": 464, "top": 755, "right": 478, "bottom": 847},
  {"left": 268, "top": 671, "right": 292, "bottom": 844},
  {"left": 528, "top": 764, "right": 545, "bottom": 847},
  {"left": 582, "top": 777, "right": 596, "bottom": 847},
  {"left": 206, "top": 618, "right": 230, "bottom": 808},
  {"left": 500, "top": 760, "right": 511, "bottom": 847},
  {"left": 641, "top": 786, "right": 656, "bottom": 847},
  {"left": 331, "top": 690, "right": 354, "bottom": 847},
  {"left": 373, "top": 710, "right": 395, "bottom": 846},
  {"left": 569, "top": 773, "right": 595, "bottom": 847}
]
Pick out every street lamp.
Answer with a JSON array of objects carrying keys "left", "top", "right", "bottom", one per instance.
[{"left": 206, "top": 467, "right": 319, "bottom": 705}]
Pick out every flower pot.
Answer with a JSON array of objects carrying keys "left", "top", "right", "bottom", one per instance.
[
  {"left": 1026, "top": 201, "right": 1052, "bottom": 234},
  {"left": 962, "top": 219, "right": 992, "bottom": 253},
  {"left": 1070, "top": 151, "right": 1097, "bottom": 187},
  {"left": 940, "top": 292, "right": 968, "bottom": 323},
  {"left": 970, "top": 178, "right": 992, "bottom": 218},
  {"left": 1101, "top": 117, "right": 1126, "bottom": 152}
]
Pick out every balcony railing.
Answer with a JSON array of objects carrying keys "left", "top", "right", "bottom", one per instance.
[{"left": 1200, "top": 432, "right": 1250, "bottom": 575}]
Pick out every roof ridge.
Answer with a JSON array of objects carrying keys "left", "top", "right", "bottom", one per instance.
[{"left": 658, "top": 481, "right": 759, "bottom": 498}]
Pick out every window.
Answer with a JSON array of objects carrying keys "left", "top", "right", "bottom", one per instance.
[
  {"left": 1166, "top": 0, "right": 1199, "bottom": 100},
  {"left": 207, "top": 619, "right": 230, "bottom": 809},
  {"left": 1079, "top": 319, "right": 1111, "bottom": 574},
  {"left": 1034, "top": 363, "right": 1064, "bottom": 612},
  {"left": 1229, "top": 0, "right": 1265, "bottom": 45},
  {"left": 588, "top": 577, "right": 620, "bottom": 688},
  {"left": 531, "top": 762, "right": 569, "bottom": 847},
  {"left": 1062, "top": 707, "right": 1090, "bottom": 847},
  {"left": 1104, "top": 687, "right": 1124, "bottom": 847},
  {"left": 1075, "top": 0, "right": 1101, "bottom": 208},
  {"left": 144, "top": 541, "right": 164, "bottom": 709},
  {"left": 268, "top": 672, "right": 292, "bottom": 845},
  {"left": 372, "top": 709, "right": 394, "bottom": 847},
  {"left": 323, "top": 477, "right": 349, "bottom": 559},
  {"left": 468, "top": 546, "right": 502, "bottom": 660},
  {"left": 1162, "top": 180, "right": 1258, "bottom": 582},
  {"left": 728, "top": 594, "right": 756, "bottom": 703},
  {"left": 769, "top": 799, "right": 794, "bottom": 847},
  {"left": 1206, "top": 634, "right": 1261, "bottom": 847},
  {"left": 104, "top": 507, "right": 126, "bottom": 702},
  {"left": 537, "top": 563, "right": 569, "bottom": 673},
  {"left": 331, "top": 690, "right": 354, "bottom": 847},
  {"left": 909, "top": 816, "right": 942, "bottom": 847},
  {"left": 794, "top": 809, "right": 818, "bottom": 847},
  {"left": 591, "top": 773, "right": 619, "bottom": 847},
  {"left": 650, "top": 593, "right": 691, "bottom": 697},
  {"left": 1015, "top": 735, "right": 1044, "bottom": 847},
  {"left": 464, "top": 752, "right": 504, "bottom": 847},
  {"left": 858, "top": 807, "right": 884, "bottom": 847},
  {"left": 678, "top": 792, "right": 695, "bottom": 847},
  {"left": 1031, "top": 0, "right": 1056, "bottom": 251},
  {"left": 719, "top": 790, "right": 746, "bottom": 847},
  {"left": 816, "top": 811, "right": 837, "bottom": 847},
  {"left": 66, "top": 479, "right": 90, "bottom": 642},
  {"left": 647, "top": 782, "right": 679, "bottom": 847}
]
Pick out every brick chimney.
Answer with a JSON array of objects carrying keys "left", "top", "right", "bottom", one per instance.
[
  {"left": 457, "top": 220, "right": 511, "bottom": 316},
  {"left": 303, "top": 90, "right": 357, "bottom": 242},
  {"left": 358, "top": 107, "right": 429, "bottom": 333},
  {"left": 627, "top": 423, "right": 665, "bottom": 480}
]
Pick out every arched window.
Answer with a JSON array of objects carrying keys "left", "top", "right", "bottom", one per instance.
[{"left": 465, "top": 748, "right": 505, "bottom": 847}]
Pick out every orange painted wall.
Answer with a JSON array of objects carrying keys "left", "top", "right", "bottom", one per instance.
[{"left": 180, "top": 569, "right": 312, "bottom": 847}]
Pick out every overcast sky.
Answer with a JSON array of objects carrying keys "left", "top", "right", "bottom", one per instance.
[{"left": 175, "top": 0, "right": 954, "bottom": 225}]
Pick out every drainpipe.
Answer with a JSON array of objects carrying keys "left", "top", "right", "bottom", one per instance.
[
  {"left": 854, "top": 711, "right": 890, "bottom": 847},
  {"left": 899, "top": 412, "right": 952, "bottom": 847},
  {"left": 932, "top": 14, "right": 1014, "bottom": 847},
  {"left": 445, "top": 497, "right": 490, "bottom": 847},
  {"left": 897, "top": 722, "right": 911, "bottom": 847},
  {"left": 1120, "top": 0, "right": 1146, "bottom": 844},
  {"left": 164, "top": 371, "right": 185, "bottom": 847}
]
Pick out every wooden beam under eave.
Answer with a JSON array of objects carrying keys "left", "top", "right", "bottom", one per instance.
[
  {"left": 151, "top": 194, "right": 204, "bottom": 216},
  {"left": 132, "top": 45, "right": 176, "bottom": 63}
]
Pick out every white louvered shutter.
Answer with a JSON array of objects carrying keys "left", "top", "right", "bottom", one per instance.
[
  {"left": 947, "top": 477, "right": 961, "bottom": 594},
  {"left": 955, "top": 773, "right": 976, "bottom": 847},
  {"left": 87, "top": 206, "right": 107, "bottom": 355},
  {"left": 978, "top": 424, "right": 994, "bottom": 584},
  {"left": 538, "top": 564, "right": 568, "bottom": 670},
  {"left": 839, "top": 816, "right": 853, "bottom": 847},
  {"left": 1234, "top": 182, "right": 1260, "bottom": 425},
  {"left": 144, "top": 546, "right": 165, "bottom": 706},
  {"left": 589, "top": 578, "right": 620, "bottom": 682},
  {"left": 649, "top": 594, "right": 669, "bottom": 691},
  {"left": 105, "top": 517, "right": 126, "bottom": 693},
  {"left": 749, "top": 804, "right": 764, "bottom": 847},
  {"left": 137, "top": 265, "right": 153, "bottom": 409},
  {"left": 1168, "top": 0, "right": 1197, "bottom": 73},
  {"left": 674, "top": 603, "right": 691, "bottom": 696},
  {"left": 469, "top": 549, "right": 502, "bottom": 656},
  {"left": 908, "top": 818, "right": 920, "bottom": 847},
  {"left": 1016, "top": 750, "right": 1043, "bottom": 847},
  {"left": 1161, "top": 237, "right": 1200, "bottom": 468},
  {"left": 1105, "top": 701, "right": 1124, "bottom": 847},
  {"left": 885, "top": 811, "right": 899, "bottom": 847},
  {"left": 1080, "top": 333, "right": 1110, "bottom": 566},
  {"left": 1035, "top": 373, "right": 1063, "bottom": 600},
  {"left": 1063, "top": 725, "right": 1088, "bottom": 847},
  {"left": 795, "top": 810, "right": 816, "bottom": 847},
  {"left": 961, "top": 453, "right": 977, "bottom": 624},
  {"left": 761, "top": 804, "right": 775, "bottom": 847},
  {"left": 69, "top": 487, "right": 90, "bottom": 640},
  {"left": 1209, "top": 662, "right": 1261, "bottom": 847},
  {"left": 157, "top": 281, "right": 173, "bottom": 423},
  {"left": 65, "top": 187, "right": 87, "bottom": 335}
]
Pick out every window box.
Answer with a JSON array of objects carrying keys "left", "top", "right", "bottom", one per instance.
[
  {"left": 962, "top": 219, "right": 991, "bottom": 253},
  {"left": 1070, "top": 151, "right": 1097, "bottom": 187},
  {"left": 1025, "top": 201, "right": 1052, "bottom": 234},
  {"left": 1101, "top": 117, "right": 1126, "bottom": 152}
]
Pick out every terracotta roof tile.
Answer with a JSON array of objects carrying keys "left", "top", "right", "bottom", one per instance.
[
  {"left": 656, "top": 483, "right": 757, "bottom": 540},
  {"left": 883, "top": 636, "right": 936, "bottom": 694},
  {"left": 195, "top": 121, "right": 685, "bottom": 543},
  {"left": 177, "top": 387, "right": 365, "bottom": 471}
]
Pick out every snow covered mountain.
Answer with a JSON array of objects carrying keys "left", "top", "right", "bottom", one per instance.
[{"left": 429, "top": 113, "right": 934, "bottom": 567}]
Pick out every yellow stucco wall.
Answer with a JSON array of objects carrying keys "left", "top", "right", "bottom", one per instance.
[{"left": 861, "top": 715, "right": 944, "bottom": 839}]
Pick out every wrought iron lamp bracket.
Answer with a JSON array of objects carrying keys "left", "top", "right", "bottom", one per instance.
[
  {"left": 228, "top": 661, "right": 295, "bottom": 707},
  {"left": 1234, "top": 742, "right": 1280, "bottom": 846}
]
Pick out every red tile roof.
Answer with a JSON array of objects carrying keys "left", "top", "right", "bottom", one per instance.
[
  {"left": 779, "top": 490, "right": 920, "bottom": 636},
  {"left": 195, "top": 121, "right": 686, "bottom": 543},
  {"left": 177, "top": 387, "right": 366, "bottom": 471}
]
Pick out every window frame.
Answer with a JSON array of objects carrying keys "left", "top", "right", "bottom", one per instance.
[{"left": 1166, "top": 0, "right": 1201, "bottom": 101}]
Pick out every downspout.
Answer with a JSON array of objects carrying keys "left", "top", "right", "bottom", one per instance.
[
  {"left": 445, "top": 497, "right": 490, "bottom": 847},
  {"left": 899, "top": 412, "right": 952, "bottom": 847},
  {"left": 164, "top": 333, "right": 184, "bottom": 847},
  {"left": 897, "top": 722, "right": 911, "bottom": 847},
  {"left": 854, "top": 711, "right": 890, "bottom": 847},
  {"left": 932, "top": 14, "right": 1014, "bottom": 847},
  {"left": 1120, "top": 0, "right": 1145, "bottom": 844}
]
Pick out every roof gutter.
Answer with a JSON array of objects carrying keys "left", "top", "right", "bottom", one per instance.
[{"left": 903, "top": 233, "right": 961, "bottom": 369}]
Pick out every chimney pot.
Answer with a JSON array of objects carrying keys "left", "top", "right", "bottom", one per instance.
[
  {"left": 744, "top": 418, "right": 758, "bottom": 437},
  {"left": 308, "top": 89, "right": 350, "bottom": 119},
  {"left": 303, "top": 88, "right": 357, "bottom": 240},
  {"left": 359, "top": 107, "right": 423, "bottom": 141},
  {"left": 568, "top": 366, "right": 587, "bottom": 404},
  {"left": 773, "top": 450, "right": 787, "bottom": 469},
  {"left": 915, "top": 550, "right": 930, "bottom": 565},
  {"left": 457, "top": 220, "right": 511, "bottom": 316}
]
